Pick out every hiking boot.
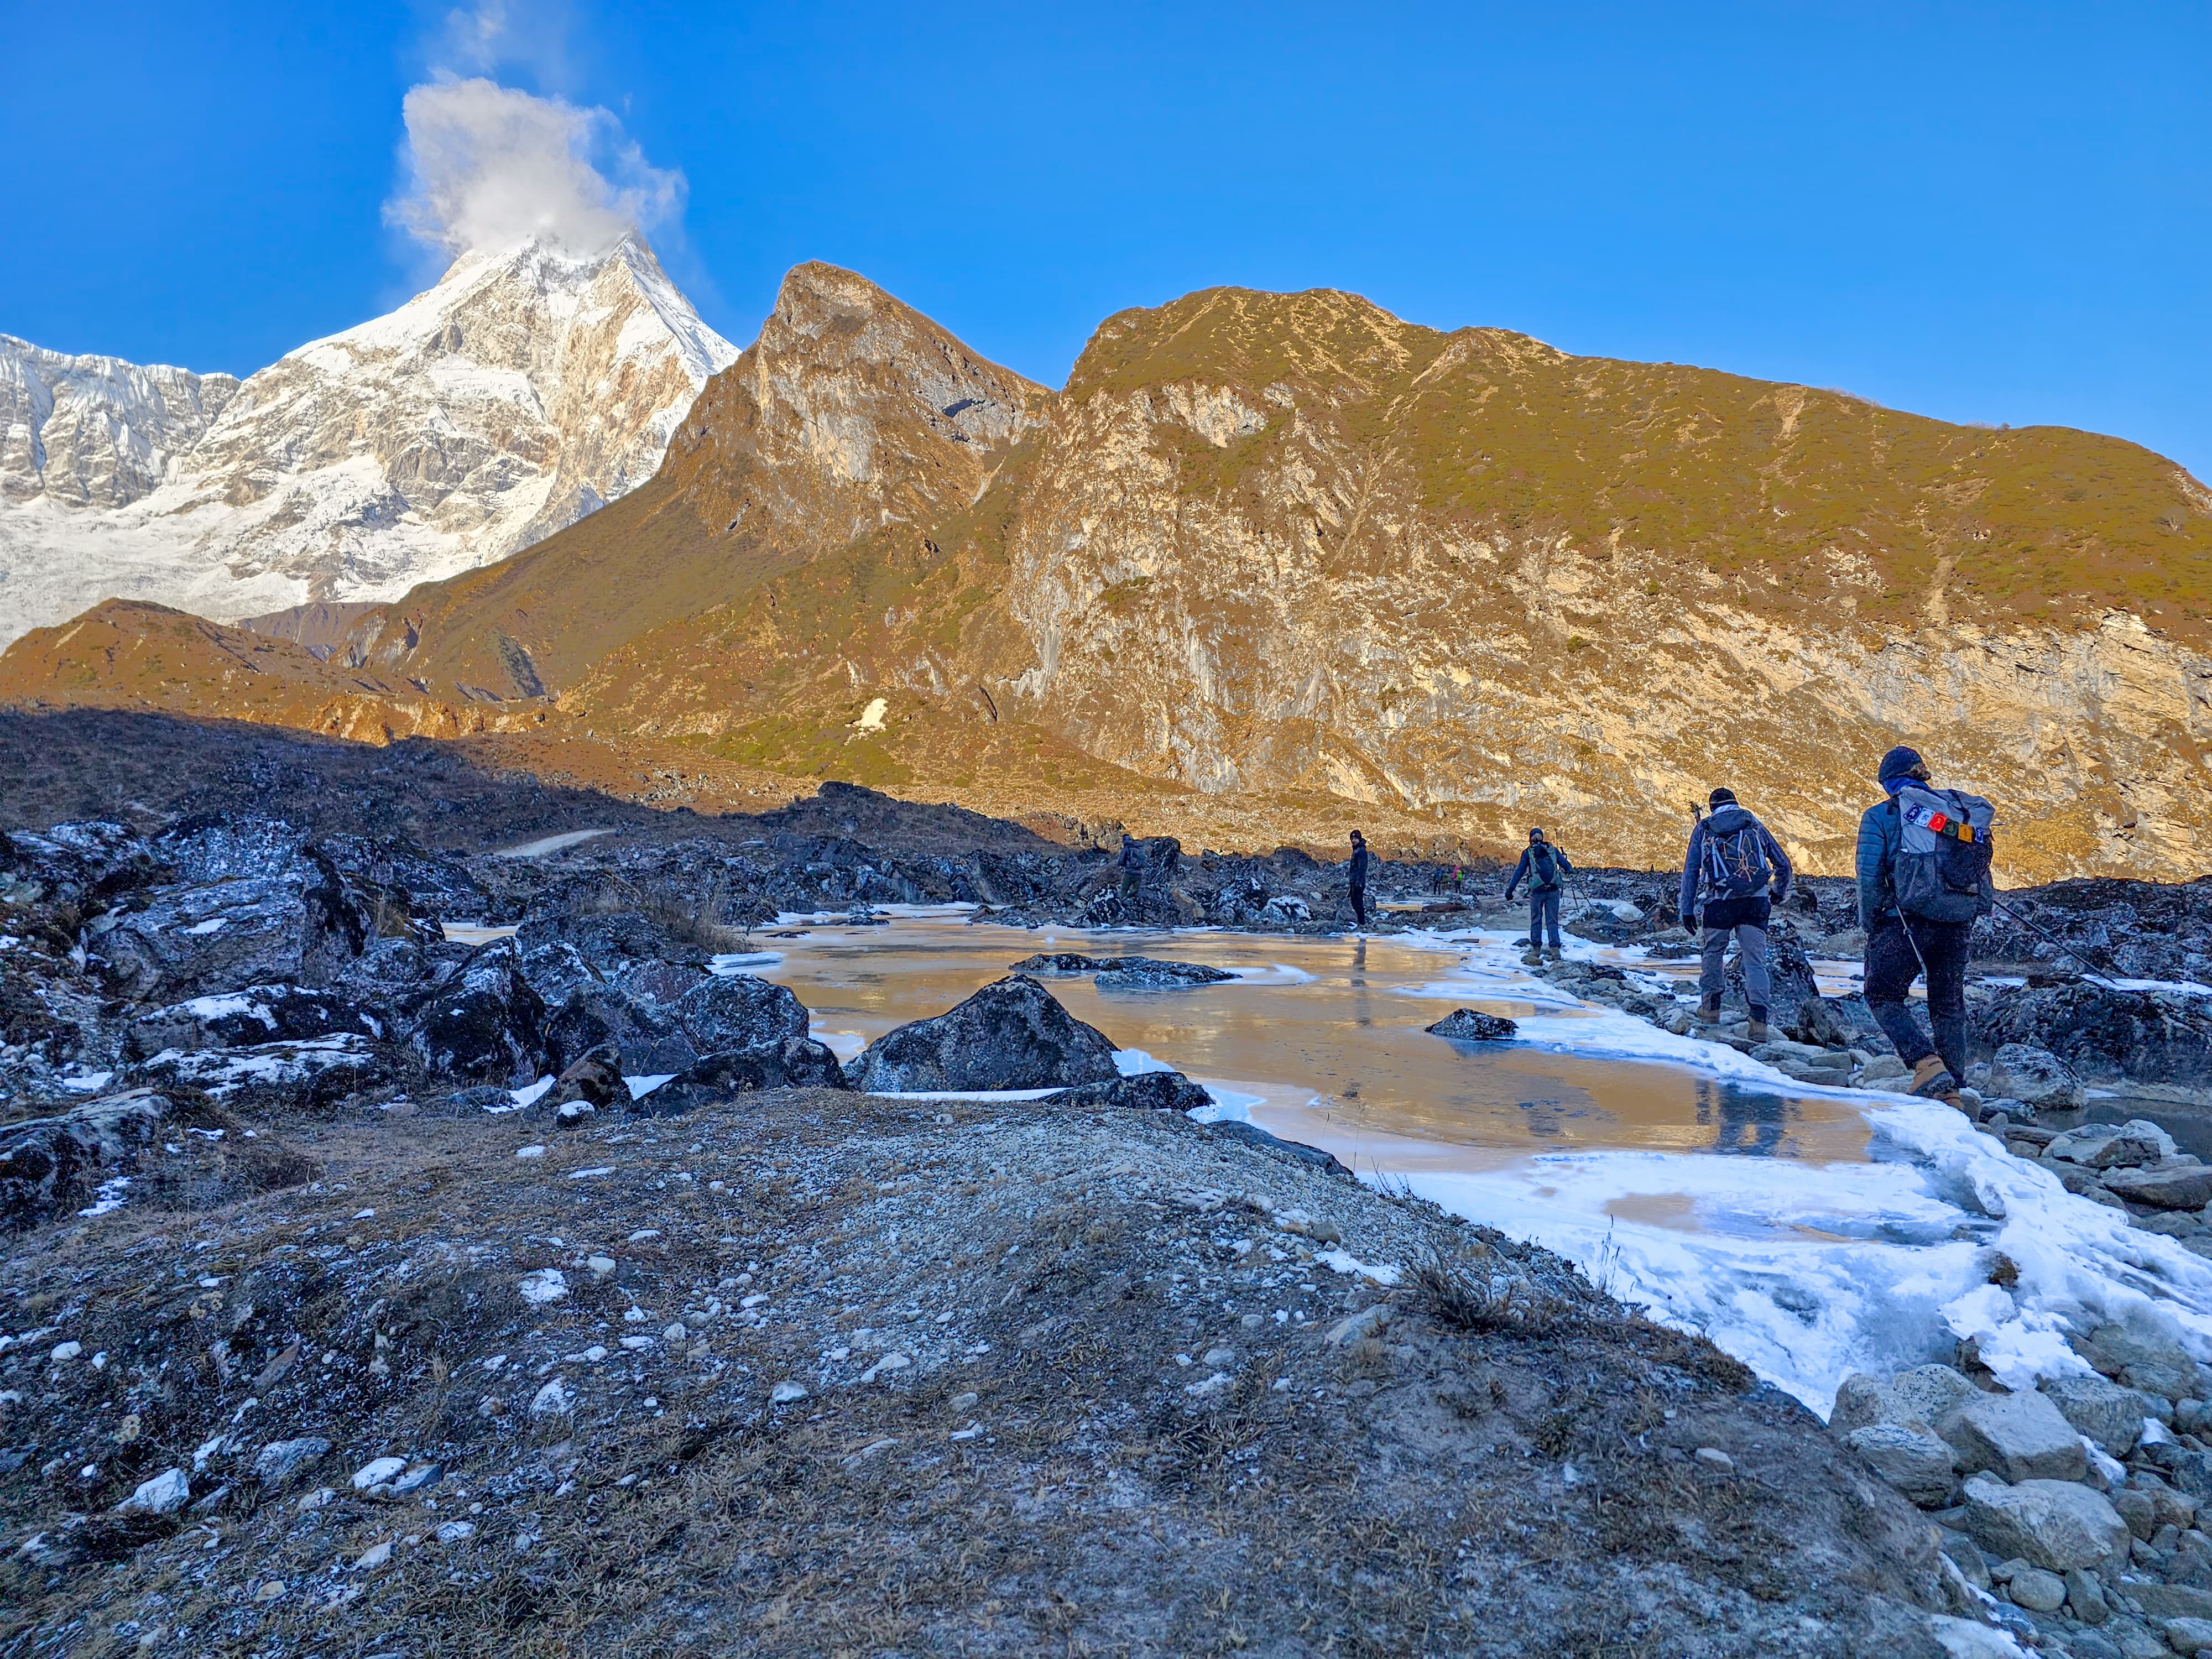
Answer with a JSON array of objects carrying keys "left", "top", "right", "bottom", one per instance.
[
  {"left": 1695, "top": 995, "right": 1721, "bottom": 1025},
  {"left": 1908, "top": 1055, "right": 1959, "bottom": 1101},
  {"left": 1543, "top": 946, "right": 1562, "bottom": 963},
  {"left": 1521, "top": 947, "right": 1543, "bottom": 967},
  {"left": 1745, "top": 1009, "right": 1770, "bottom": 1044}
]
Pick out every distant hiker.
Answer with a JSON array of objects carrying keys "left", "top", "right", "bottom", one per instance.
[
  {"left": 1679, "top": 787, "right": 1793, "bottom": 1043},
  {"left": 1503, "top": 828, "right": 1574, "bottom": 963},
  {"left": 1347, "top": 830, "right": 1371, "bottom": 929},
  {"left": 1117, "top": 833, "right": 1146, "bottom": 920},
  {"left": 1855, "top": 746, "right": 1994, "bottom": 1111}
]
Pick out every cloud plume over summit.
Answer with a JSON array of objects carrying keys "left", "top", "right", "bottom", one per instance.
[{"left": 387, "top": 77, "right": 684, "bottom": 259}]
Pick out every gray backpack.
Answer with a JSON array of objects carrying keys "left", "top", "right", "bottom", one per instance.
[{"left": 1891, "top": 784, "right": 1995, "bottom": 922}]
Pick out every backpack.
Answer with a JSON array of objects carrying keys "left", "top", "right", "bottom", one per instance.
[
  {"left": 1890, "top": 785, "right": 1996, "bottom": 922},
  {"left": 1528, "top": 843, "right": 1561, "bottom": 890},
  {"left": 1700, "top": 817, "right": 1772, "bottom": 899}
]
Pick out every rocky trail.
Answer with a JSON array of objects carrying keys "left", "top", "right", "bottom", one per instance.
[{"left": 5, "top": 715, "right": 2212, "bottom": 1653}]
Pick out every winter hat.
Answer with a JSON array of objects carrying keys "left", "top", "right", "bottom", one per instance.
[
  {"left": 1708, "top": 787, "right": 1737, "bottom": 807},
  {"left": 1877, "top": 745, "right": 1927, "bottom": 792}
]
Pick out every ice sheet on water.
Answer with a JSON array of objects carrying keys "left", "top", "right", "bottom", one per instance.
[
  {"left": 1360, "top": 925, "right": 2212, "bottom": 1414},
  {"left": 709, "top": 952, "right": 784, "bottom": 975}
]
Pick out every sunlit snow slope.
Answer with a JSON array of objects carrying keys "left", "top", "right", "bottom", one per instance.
[{"left": 0, "top": 234, "right": 737, "bottom": 645}]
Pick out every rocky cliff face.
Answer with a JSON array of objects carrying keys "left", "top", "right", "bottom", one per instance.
[
  {"left": 0, "top": 235, "right": 735, "bottom": 645},
  {"left": 1, "top": 336, "right": 241, "bottom": 509},
  {"left": 8, "top": 268, "right": 2209, "bottom": 881}
]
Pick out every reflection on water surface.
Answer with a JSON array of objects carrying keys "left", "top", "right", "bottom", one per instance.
[{"left": 757, "top": 916, "right": 1872, "bottom": 1167}]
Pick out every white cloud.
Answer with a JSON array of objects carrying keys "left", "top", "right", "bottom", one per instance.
[{"left": 387, "top": 77, "right": 684, "bottom": 259}]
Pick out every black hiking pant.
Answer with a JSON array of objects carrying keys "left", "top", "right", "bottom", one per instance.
[
  {"left": 1525, "top": 888, "right": 1562, "bottom": 949},
  {"left": 1865, "top": 915, "right": 1971, "bottom": 1084},
  {"left": 1349, "top": 884, "right": 1367, "bottom": 928}
]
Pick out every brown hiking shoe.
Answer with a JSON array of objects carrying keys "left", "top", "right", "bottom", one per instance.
[
  {"left": 1695, "top": 995, "right": 1721, "bottom": 1024},
  {"left": 1908, "top": 1055, "right": 1958, "bottom": 1100},
  {"left": 1543, "top": 946, "right": 1562, "bottom": 963},
  {"left": 1746, "top": 1018, "right": 1770, "bottom": 1044}
]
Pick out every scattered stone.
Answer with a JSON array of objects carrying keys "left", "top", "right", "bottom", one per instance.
[
  {"left": 2067, "top": 1565, "right": 2111, "bottom": 1625},
  {"left": 1987, "top": 1044, "right": 2087, "bottom": 1110},
  {"left": 351, "top": 1457, "right": 405, "bottom": 1490},
  {"left": 251, "top": 1437, "right": 331, "bottom": 1490},
  {"left": 1891, "top": 1364, "right": 1981, "bottom": 1430},
  {"left": 769, "top": 1380, "right": 808, "bottom": 1404},
  {"left": 2008, "top": 1565, "right": 2065, "bottom": 1611},
  {"left": 2105, "top": 1164, "right": 2212, "bottom": 1211},
  {"left": 1938, "top": 1387, "right": 2089, "bottom": 1484},
  {"left": 113, "top": 1468, "right": 189, "bottom": 1517},
  {"left": 353, "top": 1541, "right": 393, "bottom": 1572},
  {"left": 1845, "top": 1424, "right": 1958, "bottom": 1507},
  {"left": 2044, "top": 1376, "right": 2154, "bottom": 1456},
  {"left": 2049, "top": 1120, "right": 2178, "bottom": 1171},
  {"left": 2168, "top": 1618, "right": 2212, "bottom": 1657},
  {"left": 1961, "top": 1474, "right": 2132, "bottom": 1572},
  {"left": 1693, "top": 1447, "right": 1735, "bottom": 1472},
  {"left": 518, "top": 1269, "right": 568, "bottom": 1306}
]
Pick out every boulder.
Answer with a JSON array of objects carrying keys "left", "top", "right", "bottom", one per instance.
[
  {"left": 1205, "top": 1119, "right": 1354, "bottom": 1178},
  {"left": 2042, "top": 1375, "right": 2152, "bottom": 1455},
  {"left": 125, "top": 984, "right": 383, "bottom": 1058},
  {"left": 2105, "top": 1163, "right": 2212, "bottom": 1211},
  {"left": 674, "top": 974, "right": 817, "bottom": 1054},
  {"left": 1094, "top": 960, "right": 1237, "bottom": 990},
  {"left": 844, "top": 975, "right": 1120, "bottom": 1093},
  {"left": 251, "top": 1437, "right": 332, "bottom": 1491},
  {"left": 1844, "top": 1423, "right": 1958, "bottom": 1506},
  {"left": 541, "top": 985, "right": 695, "bottom": 1077},
  {"left": 139, "top": 1035, "right": 389, "bottom": 1105},
  {"left": 1892, "top": 1364, "right": 1982, "bottom": 1429},
  {"left": 1979, "top": 979, "right": 2212, "bottom": 1096},
  {"left": 2047, "top": 1120, "right": 2175, "bottom": 1170},
  {"left": 97, "top": 875, "right": 364, "bottom": 1001},
  {"left": 1787, "top": 995, "right": 1856, "bottom": 1050},
  {"left": 549, "top": 1046, "right": 625, "bottom": 1108},
  {"left": 407, "top": 939, "right": 546, "bottom": 1086},
  {"left": 1937, "top": 1388, "right": 2089, "bottom": 1483},
  {"left": 1427, "top": 1008, "right": 1519, "bottom": 1041},
  {"left": 1051, "top": 1071, "right": 1215, "bottom": 1113},
  {"left": 632, "top": 1037, "right": 848, "bottom": 1114},
  {"left": 1725, "top": 917, "right": 1819, "bottom": 1022},
  {"left": 1829, "top": 1373, "right": 1910, "bottom": 1434},
  {"left": 1960, "top": 1475, "right": 2131, "bottom": 1573},
  {"left": 2081, "top": 1323, "right": 2208, "bottom": 1401},
  {"left": 2, "top": 820, "right": 160, "bottom": 909},
  {"left": 0, "top": 1089, "right": 169, "bottom": 1232},
  {"left": 1987, "top": 1044, "right": 2086, "bottom": 1110}
]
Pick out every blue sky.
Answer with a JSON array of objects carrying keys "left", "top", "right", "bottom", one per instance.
[{"left": 8, "top": 2, "right": 2208, "bottom": 476}]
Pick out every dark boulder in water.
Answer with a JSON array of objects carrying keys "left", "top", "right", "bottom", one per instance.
[
  {"left": 1009, "top": 952, "right": 1234, "bottom": 988},
  {"left": 846, "top": 975, "right": 1121, "bottom": 1093},
  {"left": 1205, "top": 1118, "right": 1354, "bottom": 1179},
  {"left": 1428, "top": 1008, "right": 1519, "bottom": 1041},
  {"left": 1052, "top": 1070, "right": 1215, "bottom": 1113}
]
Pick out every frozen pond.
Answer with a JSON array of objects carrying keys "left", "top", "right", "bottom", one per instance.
[{"left": 745, "top": 911, "right": 2212, "bottom": 1415}]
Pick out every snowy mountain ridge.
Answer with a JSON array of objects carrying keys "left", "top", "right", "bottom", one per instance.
[{"left": 0, "top": 234, "right": 737, "bottom": 645}]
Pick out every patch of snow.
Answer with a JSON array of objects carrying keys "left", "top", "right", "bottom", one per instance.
[
  {"left": 508, "top": 1076, "right": 556, "bottom": 1109},
  {"left": 1113, "top": 1048, "right": 1178, "bottom": 1077},
  {"left": 623, "top": 1073, "right": 675, "bottom": 1101},
  {"left": 490, "top": 828, "right": 615, "bottom": 860}
]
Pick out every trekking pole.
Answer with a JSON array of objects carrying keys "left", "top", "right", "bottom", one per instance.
[{"left": 1986, "top": 895, "right": 2212, "bottom": 1045}]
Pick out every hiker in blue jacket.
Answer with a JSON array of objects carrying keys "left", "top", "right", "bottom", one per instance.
[
  {"left": 1856, "top": 745, "right": 1981, "bottom": 1108},
  {"left": 1679, "top": 787, "right": 1793, "bottom": 1042},
  {"left": 1503, "top": 827, "right": 1574, "bottom": 964}
]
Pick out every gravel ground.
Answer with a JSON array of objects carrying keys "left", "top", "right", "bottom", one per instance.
[{"left": 1, "top": 1085, "right": 1957, "bottom": 1657}]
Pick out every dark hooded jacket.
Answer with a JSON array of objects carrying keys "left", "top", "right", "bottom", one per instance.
[{"left": 1679, "top": 805, "right": 1792, "bottom": 921}]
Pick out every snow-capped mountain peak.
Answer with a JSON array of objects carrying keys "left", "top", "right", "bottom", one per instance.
[{"left": 0, "top": 232, "right": 738, "bottom": 645}]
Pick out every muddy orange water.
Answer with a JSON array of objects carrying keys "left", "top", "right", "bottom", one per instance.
[{"left": 748, "top": 915, "right": 1872, "bottom": 1168}]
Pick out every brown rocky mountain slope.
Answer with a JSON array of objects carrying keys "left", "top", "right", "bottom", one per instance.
[{"left": 7, "top": 264, "right": 2209, "bottom": 881}]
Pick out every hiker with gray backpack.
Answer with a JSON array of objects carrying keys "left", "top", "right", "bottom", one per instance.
[
  {"left": 1504, "top": 827, "right": 1575, "bottom": 964},
  {"left": 1679, "top": 787, "right": 1793, "bottom": 1041},
  {"left": 1855, "top": 745, "right": 1995, "bottom": 1112}
]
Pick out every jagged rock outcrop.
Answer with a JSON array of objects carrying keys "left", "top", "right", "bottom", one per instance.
[
  {"left": 8, "top": 265, "right": 2210, "bottom": 879},
  {"left": 0, "top": 235, "right": 735, "bottom": 648}
]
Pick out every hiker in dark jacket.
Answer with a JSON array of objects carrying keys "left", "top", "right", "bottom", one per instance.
[
  {"left": 1503, "top": 828, "right": 1574, "bottom": 963},
  {"left": 1679, "top": 788, "right": 1793, "bottom": 1042},
  {"left": 1346, "top": 830, "right": 1371, "bottom": 930},
  {"left": 1855, "top": 745, "right": 1975, "bottom": 1108},
  {"left": 1116, "top": 833, "right": 1146, "bottom": 920}
]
